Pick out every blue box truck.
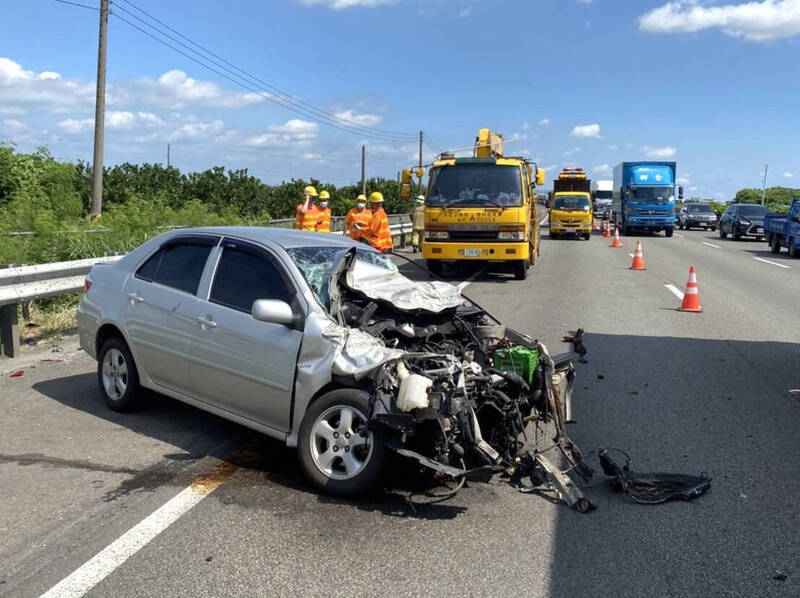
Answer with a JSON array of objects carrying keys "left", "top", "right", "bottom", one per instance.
[{"left": 612, "top": 162, "right": 678, "bottom": 237}]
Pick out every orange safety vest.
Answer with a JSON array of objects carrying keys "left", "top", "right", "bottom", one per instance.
[
  {"left": 367, "top": 207, "right": 393, "bottom": 253},
  {"left": 296, "top": 203, "right": 319, "bottom": 232},
  {"left": 316, "top": 207, "right": 331, "bottom": 233},
  {"left": 344, "top": 208, "right": 372, "bottom": 240}
]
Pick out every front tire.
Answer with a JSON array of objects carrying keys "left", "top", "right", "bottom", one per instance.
[
  {"left": 583, "top": 233, "right": 591, "bottom": 240},
  {"left": 513, "top": 260, "right": 527, "bottom": 280},
  {"left": 719, "top": 227, "right": 727, "bottom": 239},
  {"left": 665, "top": 228, "right": 674, "bottom": 238},
  {"left": 732, "top": 226, "right": 740, "bottom": 241},
  {"left": 298, "top": 390, "right": 386, "bottom": 497},
  {"left": 770, "top": 235, "right": 781, "bottom": 254},
  {"left": 789, "top": 238, "right": 800, "bottom": 258},
  {"left": 97, "top": 337, "right": 142, "bottom": 412}
]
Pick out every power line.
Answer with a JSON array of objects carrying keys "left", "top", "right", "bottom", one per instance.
[
  {"left": 113, "top": 0, "right": 417, "bottom": 142},
  {"left": 52, "top": 0, "right": 98, "bottom": 10}
]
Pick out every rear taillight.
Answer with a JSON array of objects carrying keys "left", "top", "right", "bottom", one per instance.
[{"left": 83, "top": 279, "right": 92, "bottom": 293}]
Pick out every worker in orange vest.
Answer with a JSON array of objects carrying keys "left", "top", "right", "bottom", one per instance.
[
  {"left": 295, "top": 185, "right": 319, "bottom": 231},
  {"left": 316, "top": 190, "right": 332, "bottom": 233},
  {"left": 365, "top": 191, "right": 393, "bottom": 253},
  {"left": 343, "top": 193, "right": 372, "bottom": 241}
]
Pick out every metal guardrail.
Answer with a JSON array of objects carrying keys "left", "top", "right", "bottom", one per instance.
[{"left": 0, "top": 219, "right": 413, "bottom": 358}]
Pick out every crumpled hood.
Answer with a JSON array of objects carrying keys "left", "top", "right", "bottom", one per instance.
[{"left": 344, "top": 258, "right": 464, "bottom": 314}]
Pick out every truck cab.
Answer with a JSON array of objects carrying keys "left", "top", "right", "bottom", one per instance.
[
  {"left": 422, "top": 129, "right": 544, "bottom": 280},
  {"left": 549, "top": 168, "right": 593, "bottom": 240},
  {"left": 612, "top": 162, "right": 677, "bottom": 237}
]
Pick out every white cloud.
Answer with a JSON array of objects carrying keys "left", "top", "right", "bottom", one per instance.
[
  {"left": 677, "top": 174, "right": 691, "bottom": 184},
  {"left": 0, "top": 57, "right": 94, "bottom": 115},
  {"left": 563, "top": 147, "right": 582, "bottom": 156},
  {"left": 1, "top": 118, "right": 29, "bottom": 136},
  {"left": 295, "top": 0, "right": 394, "bottom": 8},
  {"left": 690, "top": 186, "right": 698, "bottom": 191},
  {"left": 643, "top": 146, "right": 677, "bottom": 159},
  {"left": 784, "top": 171, "right": 795, "bottom": 178},
  {"left": 117, "top": 70, "right": 264, "bottom": 110},
  {"left": 593, "top": 164, "right": 610, "bottom": 173},
  {"left": 607, "top": 144, "right": 619, "bottom": 150},
  {"left": 333, "top": 109, "right": 382, "bottom": 127},
  {"left": 571, "top": 123, "right": 602, "bottom": 138},
  {"left": 639, "top": 0, "right": 800, "bottom": 43},
  {"left": 458, "top": 7, "right": 472, "bottom": 17},
  {"left": 539, "top": 118, "right": 550, "bottom": 126},
  {"left": 246, "top": 118, "right": 319, "bottom": 147},
  {"left": 522, "top": 122, "right": 530, "bottom": 130},
  {"left": 58, "top": 117, "right": 94, "bottom": 135}
]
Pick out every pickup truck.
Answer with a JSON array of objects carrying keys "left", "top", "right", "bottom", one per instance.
[{"left": 764, "top": 198, "right": 800, "bottom": 256}]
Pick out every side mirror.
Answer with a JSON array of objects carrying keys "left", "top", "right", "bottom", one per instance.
[
  {"left": 536, "top": 168, "right": 546, "bottom": 187},
  {"left": 251, "top": 299, "right": 294, "bottom": 325}
]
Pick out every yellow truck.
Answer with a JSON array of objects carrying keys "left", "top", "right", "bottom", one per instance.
[
  {"left": 548, "top": 167, "right": 593, "bottom": 240},
  {"left": 421, "top": 129, "right": 545, "bottom": 280}
]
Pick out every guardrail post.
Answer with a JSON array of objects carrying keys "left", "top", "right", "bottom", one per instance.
[{"left": 0, "top": 303, "right": 20, "bottom": 358}]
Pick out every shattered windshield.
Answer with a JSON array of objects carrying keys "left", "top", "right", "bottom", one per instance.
[{"left": 286, "top": 246, "right": 397, "bottom": 309}]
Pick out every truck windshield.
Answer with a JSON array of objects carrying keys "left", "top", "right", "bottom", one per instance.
[
  {"left": 554, "top": 195, "right": 590, "bottom": 211},
  {"left": 427, "top": 164, "right": 522, "bottom": 208},
  {"left": 594, "top": 191, "right": 613, "bottom": 200},
  {"left": 628, "top": 186, "right": 674, "bottom": 204}
]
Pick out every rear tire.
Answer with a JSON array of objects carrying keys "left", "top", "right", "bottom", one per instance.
[
  {"left": 513, "top": 260, "right": 527, "bottom": 280},
  {"left": 298, "top": 389, "right": 386, "bottom": 498},
  {"left": 583, "top": 233, "right": 591, "bottom": 240},
  {"left": 97, "top": 337, "right": 143, "bottom": 412},
  {"left": 770, "top": 235, "right": 781, "bottom": 254},
  {"left": 789, "top": 238, "right": 800, "bottom": 258},
  {"left": 719, "top": 227, "right": 727, "bottom": 239}
]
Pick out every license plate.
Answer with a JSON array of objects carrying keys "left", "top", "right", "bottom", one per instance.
[
  {"left": 564, "top": 227, "right": 576, "bottom": 233},
  {"left": 756, "top": 227, "right": 763, "bottom": 233},
  {"left": 700, "top": 223, "right": 707, "bottom": 227},
  {"left": 463, "top": 249, "right": 481, "bottom": 257}
]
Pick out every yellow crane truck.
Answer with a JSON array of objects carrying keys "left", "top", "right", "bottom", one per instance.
[
  {"left": 421, "top": 129, "right": 545, "bottom": 280},
  {"left": 548, "top": 167, "right": 593, "bottom": 240}
]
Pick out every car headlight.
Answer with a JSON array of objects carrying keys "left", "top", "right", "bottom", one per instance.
[
  {"left": 498, "top": 231, "right": 525, "bottom": 241},
  {"left": 424, "top": 230, "right": 448, "bottom": 240},
  {"left": 625, "top": 207, "right": 632, "bottom": 214},
  {"left": 739, "top": 218, "right": 751, "bottom": 225}
]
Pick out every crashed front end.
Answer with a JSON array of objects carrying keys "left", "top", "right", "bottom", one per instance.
[{"left": 291, "top": 247, "right": 593, "bottom": 510}]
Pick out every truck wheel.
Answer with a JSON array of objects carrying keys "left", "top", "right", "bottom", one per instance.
[
  {"left": 97, "top": 337, "right": 143, "bottom": 412},
  {"left": 513, "top": 260, "right": 527, "bottom": 280},
  {"left": 789, "top": 238, "right": 800, "bottom": 258},
  {"left": 583, "top": 233, "right": 591, "bottom": 240},
  {"left": 426, "top": 260, "right": 444, "bottom": 277},
  {"left": 622, "top": 226, "right": 630, "bottom": 236},
  {"left": 665, "top": 228, "right": 674, "bottom": 238},
  {"left": 770, "top": 235, "right": 781, "bottom": 254},
  {"left": 298, "top": 389, "right": 386, "bottom": 498},
  {"left": 719, "top": 227, "right": 727, "bottom": 239},
  {"left": 732, "top": 227, "right": 740, "bottom": 241},
  {"left": 549, "top": 232, "right": 559, "bottom": 239}
]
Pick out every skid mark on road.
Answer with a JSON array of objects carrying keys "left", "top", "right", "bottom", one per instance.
[
  {"left": 753, "top": 256, "right": 790, "bottom": 269},
  {"left": 40, "top": 459, "right": 239, "bottom": 598},
  {"left": 664, "top": 283, "right": 684, "bottom": 300},
  {"left": 701, "top": 242, "right": 721, "bottom": 249}
]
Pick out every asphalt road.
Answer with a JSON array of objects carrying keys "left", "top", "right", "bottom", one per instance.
[{"left": 1, "top": 227, "right": 799, "bottom": 597}]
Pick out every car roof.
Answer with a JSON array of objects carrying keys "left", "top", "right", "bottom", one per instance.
[{"left": 169, "top": 226, "right": 370, "bottom": 251}]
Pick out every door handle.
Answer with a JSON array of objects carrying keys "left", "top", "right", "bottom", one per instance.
[
  {"left": 127, "top": 292, "right": 143, "bottom": 304},
  {"left": 196, "top": 316, "right": 217, "bottom": 329}
]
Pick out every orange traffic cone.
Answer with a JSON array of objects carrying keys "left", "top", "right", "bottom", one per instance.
[
  {"left": 678, "top": 266, "right": 702, "bottom": 312},
  {"left": 610, "top": 227, "right": 623, "bottom": 248},
  {"left": 603, "top": 222, "right": 611, "bottom": 238},
  {"left": 630, "top": 241, "right": 645, "bottom": 270}
]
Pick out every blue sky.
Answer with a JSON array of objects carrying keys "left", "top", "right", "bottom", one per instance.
[{"left": 2, "top": 0, "right": 799, "bottom": 200}]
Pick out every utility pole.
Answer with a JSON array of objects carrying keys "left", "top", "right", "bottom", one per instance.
[
  {"left": 418, "top": 131, "right": 423, "bottom": 170},
  {"left": 166, "top": 143, "right": 171, "bottom": 169},
  {"left": 761, "top": 163, "right": 768, "bottom": 206},
  {"left": 361, "top": 145, "right": 366, "bottom": 196},
  {"left": 89, "top": 0, "right": 109, "bottom": 219}
]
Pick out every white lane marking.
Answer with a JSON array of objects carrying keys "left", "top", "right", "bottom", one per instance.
[
  {"left": 41, "top": 461, "right": 237, "bottom": 598},
  {"left": 539, "top": 214, "right": 549, "bottom": 226},
  {"left": 674, "top": 233, "right": 684, "bottom": 238},
  {"left": 665, "top": 283, "right": 684, "bottom": 300},
  {"left": 753, "top": 256, "right": 790, "bottom": 269},
  {"left": 701, "top": 242, "right": 721, "bottom": 249},
  {"left": 456, "top": 267, "right": 486, "bottom": 291},
  {"left": 628, "top": 253, "right": 635, "bottom": 258}
]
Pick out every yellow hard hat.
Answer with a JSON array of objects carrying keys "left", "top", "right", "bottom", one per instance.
[
  {"left": 356, "top": 193, "right": 367, "bottom": 201},
  {"left": 369, "top": 191, "right": 384, "bottom": 203},
  {"left": 303, "top": 185, "right": 318, "bottom": 197},
  {"left": 319, "top": 190, "right": 330, "bottom": 200}
]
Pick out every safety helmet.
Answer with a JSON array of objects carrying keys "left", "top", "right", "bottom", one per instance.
[
  {"left": 303, "top": 185, "right": 318, "bottom": 197},
  {"left": 319, "top": 190, "right": 330, "bottom": 200},
  {"left": 369, "top": 191, "right": 384, "bottom": 203},
  {"left": 356, "top": 193, "right": 367, "bottom": 201}
]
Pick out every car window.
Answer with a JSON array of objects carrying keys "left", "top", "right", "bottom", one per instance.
[
  {"left": 136, "top": 241, "right": 213, "bottom": 295},
  {"left": 210, "top": 245, "right": 291, "bottom": 313}
]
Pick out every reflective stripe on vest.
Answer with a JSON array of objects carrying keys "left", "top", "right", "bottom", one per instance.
[
  {"left": 346, "top": 208, "right": 372, "bottom": 240},
  {"left": 370, "top": 208, "right": 393, "bottom": 252},
  {"left": 317, "top": 208, "right": 331, "bottom": 233}
]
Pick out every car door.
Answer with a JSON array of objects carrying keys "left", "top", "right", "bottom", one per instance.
[
  {"left": 122, "top": 235, "right": 217, "bottom": 395},
  {"left": 185, "top": 239, "right": 304, "bottom": 432}
]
